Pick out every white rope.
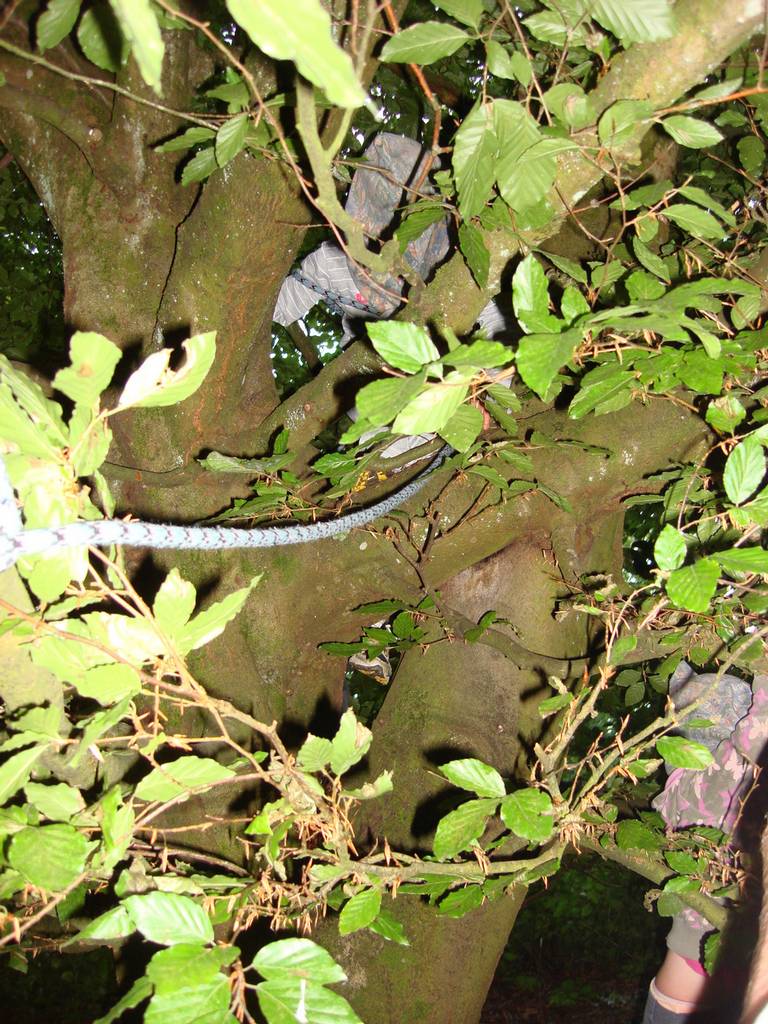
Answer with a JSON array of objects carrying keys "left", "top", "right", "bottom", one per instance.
[{"left": 0, "top": 450, "right": 449, "bottom": 572}]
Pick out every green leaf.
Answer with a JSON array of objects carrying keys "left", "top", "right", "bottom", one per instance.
[
  {"left": 695, "top": 78, "right": 743, "bottom": 101},
  {"left": 215, "top": 113, "right": 249, "bottom": 167},
  {"left": 181, "top": 145, "right": 218, "bottom": 185},
  {"left": 123, "top": 892, "right": 214, "bottom": 946},
  {"left": 678, "top": 350, "right": 724, "bottom": 395},
  {"left": 356, "top": 372, "right": 426, "bottom": 426},
  {"left": 108, "top": 0, "right": 165, "bottom": 95},
  {"left": 516, "top": 330, "right": 580, "bottom": 400},
  {"left": 439, "top": 404, "right": 483, "bottom": 452},
  {"left": 715, "top": 546, "right": 768, "bottom": 575},
  {"left": 590, "top": 0, "right": 675, "bottom": 42},
  {"left": 665, "top": 851, "right": 699, "bottom": 875},
  {"left": 443, "top": 340, "right": 510, "bottom": 369},
  {"left": 512, "top": 254, "right": 559, "bottom": 333},
  {"left": 615, "top": 819, "right": 664, "bottom": 851},
  {"left": 392, "top": 371, "right": 472, "bottom": 435},
  {"left": 24, "top": 782, "right": 85, "bottom": 822},
  {"left": 738, "top": 136, "right": 765, "bottom": 177},
  {"left": 330, "top": 709, "right": 372, "bottom": 776},
  {"left": 228, "top": 0, "right": 364, "bottom": 108},
  {"left": 453, "top": 102, "right": 498, "bottom": 218},
  {"left": 144, "top": 976, "right": 232, "bottom": 1022},
  {"left": 439, "top": 758, "right": 505, "bottom": 798},
  {"left": 369, "top": 908, "right": 410, "bottom": 945},
  {"left": 542, "top": 84, "right": 594, "bottom": 130},
  {"left": 656, "top": 736, "right": 715, "bottom": 770},
  {"left": 598, "top": 100, "right": 653, "bottom": 149},
  {"left": 524, "top": 9, "right": 587, "bottom": 46},
  {"left": 9, "top": 824, "right": 91, "bottom": 891},
  {"left": 75, "top": 697, "right": 133, "bottom": 765},
  {"left": 633, "top": 236, "right": 670, "bottom": 282},
  {"left": 77, "top": 3, "right": 130, "bottom": 72},
  {"left": 37, "top": 0, "right": 82, "bottom": 51},
  {"left": 343, "top": 770, "right": 393, "bottom": 800},
  {"left": 135, "top": 756, "right": 236, "bottom": 803},
  {"left": 654, "top": 524, "right": 687, "bottom": 571},
  {"left": 704, "top": 932, "right": 720, "bottom": 974},
  {"left": 339, "top": 888, "right": 382, "bottom": 935},
  {"left": 432, "top": 0, "right": 483, "bottom": 29},
  {"left": 662, "top": 116, "right": 723, "bottom": 149},
  {"left": 486, "top": 40, "right": 516, "bottom": 80},
  {"left": 498, "top": 139, "right": 559, "bottom": 212},
  {"left": 0, "top": 745, "right": 47, "bottom": 804},
  {"left": 177, "top": 577, "right": 259, "bottom": 655},
  {"left": 153, "top": 568, "right": 196, "bottom": 633},
  {"left": 538, "top": 692, "right": 574, "bottom": 717},
  {"left": 500, "top": 788, "right": 554, "bottom": 843},
  {"left": 257, "top": 978, "right": 362, "bottom": 1024},
  {"left": 706, "top": 396, "right": 746, "bottom": 434},
  {"left": 147, "top": 944, "right": 235, "bottom": 994},
  {"left": 723, "top": 438, "right": 766, "bottom": 505},
  {"left": 568, "top": 366, "right": 634, "bottom": 419},
  {"left": 437, "top": 885, "right": 483, "bottom": 918},
  {"left": 459, "top": 222, "right": 490, "bottom": 289},
  {"left": 432, "top": 798, "right": 498, "bottom": 859},
  {"left": 74, "top": 663, "right": 141, "bottom": 704},
  {"left": 666, "top": 558, "right": 720, "bottom": 613},
  {"left": 296, "top": 735, "right": 333, "bottom": 772},
  {"left": 395, "top": 204, "right": 446, "bottom": 248},
  {"left": 366, "top": 321, "right": 439, "bottom": 374},
  {"left": 92, "top": 977, "right": 152, "bottom": 1024},
  {"left": 561, "top": 285, "right": 590, "bottom": 324},
  {"left": 545, "top": 252, "right": 588, "bottom": 285},
  {"left": 253, "top": 938, "right": 346, "bottom": 983},
  {"left": 118, "top": 332, "right": 217, "bottom": 408},
  {"left": 205, "top": 74, "right": 250, "bottom": 113},
  {"left": 626, "top": 270, "right": 666, "bottom": 303},
  {"left": 380, "top": 22, "right": 470, "bottom": 64},
  {"left": 53, "top": 332, "right": 121, "bottom": 407},
  {"left": 155, "top": 127, "right": 216, "bottom": 153},
  {"left": 73, "top": 904, "right": 134, "bottom": 943},
  {"left": 100, "top": 786, "right": 135, "bottom": 872},
  {"left": 609, "top": 635, "right": 638, "bottom": 666},
  {"left": 663, "top": 204, "right": 724, "bottom": 239},
  {"left": 469, "top": 464, "right": 509, "bottom": 491}
]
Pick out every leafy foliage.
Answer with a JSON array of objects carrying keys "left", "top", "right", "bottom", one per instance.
[{"left": 2, "top": 0, "right": 768, "bottom": 1020}]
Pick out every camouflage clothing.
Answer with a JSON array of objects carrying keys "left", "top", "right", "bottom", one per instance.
[
  {"left": 273, "top": 132, "right": 449, "bottom": 327},
  {"left": 653, "top": 663, "right": 768, "bottom": 961}
]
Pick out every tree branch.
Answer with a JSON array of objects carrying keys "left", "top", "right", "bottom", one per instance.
[{"left": 580, "top": 836, "right": 727, "bottom": 930}]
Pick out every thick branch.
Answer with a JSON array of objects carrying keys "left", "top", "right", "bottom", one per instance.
[
  {"left": 246, "top": 338, "right": 384, "bottom": 453},
  {"left": 580, "top": 837, "right": 727, "bottom": 930}
]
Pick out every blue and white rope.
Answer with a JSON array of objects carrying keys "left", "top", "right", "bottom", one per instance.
[{"left": 0, "top": 450, "right": 448, "bottom": 572}]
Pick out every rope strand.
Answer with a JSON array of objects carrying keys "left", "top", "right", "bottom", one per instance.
[{"left": 0, "top": 449, "right": 449, "bottom": 571}]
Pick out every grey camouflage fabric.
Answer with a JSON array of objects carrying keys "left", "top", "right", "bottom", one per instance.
[
  {"left": 653, "top": 662, "right": 768, "bottom": 961},
  {"left": 273, "top": 133, "right": 449, "bottom": 325},
  {"left": 273, "top": 132, "right": 508, "bottom": 337}
]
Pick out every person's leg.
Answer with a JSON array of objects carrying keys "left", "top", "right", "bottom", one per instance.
[{"left": 642, "top": 951, "right": 709, "bottom": 1023}]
